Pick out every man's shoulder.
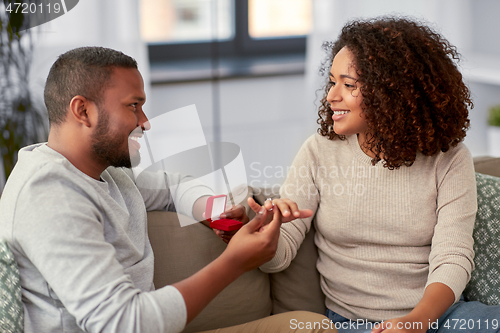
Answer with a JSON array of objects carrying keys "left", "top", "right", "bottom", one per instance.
[
  {"left": 8, "top": 144, "right": 80, "bottom": 183},
  {"left": 1, "top": 144, "right": 99, "bottom": 210},
  {"left": 0, "top": 144, "right": 96, "bottom": 239}
]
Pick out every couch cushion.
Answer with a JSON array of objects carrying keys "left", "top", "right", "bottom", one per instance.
[
  {"left": 0, "top": 240, "right": 23, "bottom": 333},
  {"left": 249, "top": 189, "right": 326, "bottom": 315},
  {"left": 463, "top": 173, "right": 500, "bottom": 305},
  {"left": 269, "top": 223, "right": 326, "bottom": 315},
  {"left": 147, "top": 211, "right": 272, "bottom": 333}
]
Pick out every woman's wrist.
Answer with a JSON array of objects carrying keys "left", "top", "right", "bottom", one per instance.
[{"left": 409, "top": 283, "right": 455, "bottom": 324}]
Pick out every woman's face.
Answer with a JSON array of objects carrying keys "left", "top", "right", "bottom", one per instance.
[{"left": 327, "top": 47, "right": 369, "bottom": 141}]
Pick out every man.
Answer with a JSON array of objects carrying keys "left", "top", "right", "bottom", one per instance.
[{"left": 0, "top": 47, "right": 334, "bottom": 332}]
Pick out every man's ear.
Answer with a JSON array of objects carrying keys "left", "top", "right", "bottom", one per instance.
[{"left": 69, "top": 95, "right": 95, "bottom": 127}]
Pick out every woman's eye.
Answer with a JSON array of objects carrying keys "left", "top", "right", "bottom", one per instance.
[
  {"left": 328, "top": 80, "right": 336, "bottom": 86},
  {"left": 345, "top": 83, "right": 355, "bottom": 88}
]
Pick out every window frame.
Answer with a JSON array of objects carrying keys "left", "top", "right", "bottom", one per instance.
[{"left": 147, "top": 0, "right": 307, "bottom": 63}]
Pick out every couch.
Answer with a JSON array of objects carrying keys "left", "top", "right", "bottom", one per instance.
[
  {"left": 147, "top": 156, "right": 500, "bottom": 333},
  {"left": 1, "top": 158, "right": 499, "bottom": 333}
]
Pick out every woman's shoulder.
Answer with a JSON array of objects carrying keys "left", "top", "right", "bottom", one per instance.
[
  {"left": 415, "top": 142, "right": 473, "bottom": 175},
  {"left": 436, "top": 142, "right": 472, "bottom": 165},
  {"left": 292, "top": 133, "right": 351, "bottom": 168}
]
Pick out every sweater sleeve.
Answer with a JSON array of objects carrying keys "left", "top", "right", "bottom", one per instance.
[
  {"left": 122, "top": 168, "right": 214, "bottom": 219},
  {"left": 260, "top": 135, "right": 321, "bottom": 273},
  {"left": 425, "top": 144, "right": 476, "bottom": 302},
  {"left": 13, "top": 170, "right": 187, "bottom": 333}
]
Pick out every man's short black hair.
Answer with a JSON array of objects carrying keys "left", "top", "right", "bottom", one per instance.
[{"left": 44, "top": 46, "right": 138, "bottom": 125}]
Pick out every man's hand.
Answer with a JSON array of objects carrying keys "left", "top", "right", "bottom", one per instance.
[
  {"left": 173, "top": 205, "right": 284, "bottom": 324},
  {"left": 196, "top": 196, "right": 251, "bottom": 243},
  {"left": 220, "top": 205, "right": 284, "bottom": 273},
  {"left": 213, "top": 204, "right": 249, "bottom": 243}
]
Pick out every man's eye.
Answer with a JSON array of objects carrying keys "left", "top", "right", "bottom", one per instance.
[{"left": 131, "top": 103, "right": 138, "bottom": 110}]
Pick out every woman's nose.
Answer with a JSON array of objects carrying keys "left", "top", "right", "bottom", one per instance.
[{"left": 327, "top": 84, "right": 341, "bottom": 104}]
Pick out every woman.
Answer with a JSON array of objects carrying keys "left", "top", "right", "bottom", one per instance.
[{"left": 242, "top": 17, "right": 499, "bottom": 333}]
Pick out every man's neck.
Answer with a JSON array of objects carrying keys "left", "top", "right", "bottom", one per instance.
[{"left": 48, "top": 130, "right": 107, "bottom": 180}]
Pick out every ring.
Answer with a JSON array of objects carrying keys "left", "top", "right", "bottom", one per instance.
[{"left": 265, "top": 198, "right": 275, "bottom": 211}]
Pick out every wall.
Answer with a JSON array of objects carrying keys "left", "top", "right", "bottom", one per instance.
[
  {"left": 150, "top": 74, "right": 316, "bottom": 189},
  {"left": 462, "top": 0, "right": 500, "bottom": 156},
  {"left": 4, "top": 0, "right": 499, "bottom": 193}
]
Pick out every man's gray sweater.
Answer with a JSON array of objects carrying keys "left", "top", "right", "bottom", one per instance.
[{"left": 0, "top": 143, "right": 213, "bottom": 333}]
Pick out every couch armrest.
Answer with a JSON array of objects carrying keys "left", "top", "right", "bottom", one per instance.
[{"left": 473, "top": 156, "right": 500, "bottom": 177}]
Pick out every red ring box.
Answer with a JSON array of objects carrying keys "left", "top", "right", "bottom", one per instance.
[
  {"left": 206, "top": 195, "right": 243, "bottom": 232},
  {"left": 209, "top": 218, "right": 243, "bottom": 231}
]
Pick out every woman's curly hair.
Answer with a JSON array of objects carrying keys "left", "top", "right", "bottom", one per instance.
[{"left": 317, "top": 17, "right": 472, "bottom": 169}]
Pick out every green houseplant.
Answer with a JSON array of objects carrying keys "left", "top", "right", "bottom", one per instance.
[
  {"left": 488, "top": 105, "right": 500, "bottom": 127},
  {"left": 0, "top": 0, "right": 48, "bottom": 191},
  {"left": 487, "top": 105, "right": 500, "bottom": 157}
]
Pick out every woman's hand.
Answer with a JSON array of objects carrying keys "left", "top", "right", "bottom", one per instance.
[
  {"left": 370, "top": 283, "right": 454, "bottom": 333},
  {"left": 213, "top": 197, "right": 313, "bottom": 244},
  {"left": 249, "top": 197, "right": 313, "bottom": 226},
  {"left": 370, "top": 315, "right": 427, "bottom": 333}
]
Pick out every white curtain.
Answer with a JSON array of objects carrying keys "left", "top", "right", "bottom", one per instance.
[{"left": 30, "top": 0, "right": 150, "bottom": 118}]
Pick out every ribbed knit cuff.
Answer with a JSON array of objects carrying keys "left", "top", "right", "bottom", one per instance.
[
  {"left": 259, "top": 237, "right": 289, "bottom": 273},
  {"left": 425, "top": 264, "right": 469, "bottom": 302}
]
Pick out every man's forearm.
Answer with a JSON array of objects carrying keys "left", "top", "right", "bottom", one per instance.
[{"left": 172, "top": 252, "right": 244, "bottom": 325}]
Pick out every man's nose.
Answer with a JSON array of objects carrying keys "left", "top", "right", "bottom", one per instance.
[
  {"left": 138, "top": 110, "right": 151, "bottom": 131},
  {"left": 141, "top": 120, "right": 151, "bottom": 131}
]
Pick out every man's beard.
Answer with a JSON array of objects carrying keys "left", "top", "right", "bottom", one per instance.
[{"left": 90, "top": 108, "right": 140, "bottom": 169}]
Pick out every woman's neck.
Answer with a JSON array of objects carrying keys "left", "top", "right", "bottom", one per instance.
[{"left": 357, "top": 132, "right": 381, "bottom": 159}]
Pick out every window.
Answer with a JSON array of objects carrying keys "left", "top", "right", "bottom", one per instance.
[
  {"left": 141, "top": 0, "right": 234, "bottom": 43},
  {"left": 248, "top": 0, "right": 311, "bottom": 38},
  {"left": 141, "top": 0, "right": 311, "bottom": 63}
]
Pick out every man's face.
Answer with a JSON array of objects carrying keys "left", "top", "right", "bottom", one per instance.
[{"left": 90, "top": 67, "right": 148, "bottom": 169}]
